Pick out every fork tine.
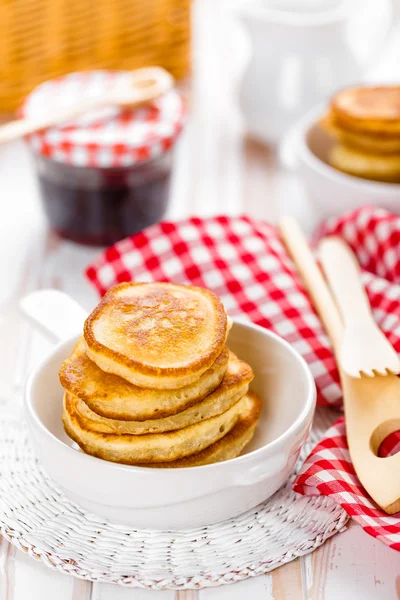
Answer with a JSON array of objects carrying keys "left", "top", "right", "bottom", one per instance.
[
  {"left": 388, "top": 361, "right": 400, "bottom": 375},
  {"left": 372, "top": 368, "right": 387, "bottom": 377},
  {"left": 360, "top": 369, "right": 374, "bottom": 378},
  {"left": 386, "top": 367, "right": 400, "bottom": 376}
]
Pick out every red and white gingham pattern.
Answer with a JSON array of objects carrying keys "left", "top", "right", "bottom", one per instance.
[
  {"left": 87, "top": 215, "right": 344, "bottom": 406},
  {"left": 85, "top": 205, "right": 400, "bottom": 550},
  {"left": 293, "top": 419, "right": 400, "bottom": 551},
  {"left": 316, "top": 206, "right": 400, "bottom": 283},
  {"left": 20, "top": 71, "right": 185, "bottom": 168}
]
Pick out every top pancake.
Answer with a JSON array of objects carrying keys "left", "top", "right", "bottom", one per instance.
[
  {"left": 84, "top": 282, "right": 229, "bottom": 389},
  {"left": 331, "top": 86, "right": 400, "bottom": 136}
]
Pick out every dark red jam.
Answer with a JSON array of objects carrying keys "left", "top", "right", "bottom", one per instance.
[{"left": 34, "top": 153, "right": 172, "bottom": 246}]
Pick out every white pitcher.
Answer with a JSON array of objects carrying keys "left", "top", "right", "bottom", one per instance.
[{"left": 237, "top": 0, "right": 394, "bottom": 144}]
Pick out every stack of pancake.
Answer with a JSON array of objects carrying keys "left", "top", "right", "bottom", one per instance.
[
  {"left": 322, "top": 86, "right": 400, "bottom": 182},
  {"left": 60, "top": 282, "right": 261, "bottom": 467}
]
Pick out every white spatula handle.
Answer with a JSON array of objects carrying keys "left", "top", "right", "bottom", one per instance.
[
  {"left": 278, "top": 217, "right": 343, "bottom": 354},
  {"left": 20, "top": 290, "right": 88, "bottom": 343},
  {"left": 318, "top": 237, "right": 372, "bottom": 326}
]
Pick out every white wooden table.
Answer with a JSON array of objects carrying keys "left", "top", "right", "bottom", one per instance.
[{"left": 1, "top": 1, "right": 400, "bottom": 597}]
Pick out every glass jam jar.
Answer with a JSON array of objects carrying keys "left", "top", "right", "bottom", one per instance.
[{"left": 21, "top": 71, "right": 185, "bottom": 246}]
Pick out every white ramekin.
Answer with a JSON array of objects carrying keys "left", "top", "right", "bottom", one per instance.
[
  {"left": 23, "top": 290, "right": 316, "bottom": 529},
  {"left": 287, "top": 104, "right": 400, "bottom": 220}
]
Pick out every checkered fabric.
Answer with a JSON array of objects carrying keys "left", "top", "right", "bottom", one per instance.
[
  {"left": 86, "top": 204, "right": 400, "bottom": 550},
  {"left": 20, "top": 71, "right": 185, "bottom": 168},
  {"left": 293, "top": 419, "right": 400, "bottom": 551}
]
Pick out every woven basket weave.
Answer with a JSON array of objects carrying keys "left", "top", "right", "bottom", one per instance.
[
  {"left": 0, "top": 0, "right": 191, "bottom": 113},
  {"left": 0, "top": 410, "right": 348, "bottom": 589}
]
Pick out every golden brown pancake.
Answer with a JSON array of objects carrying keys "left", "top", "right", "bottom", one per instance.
[
  {"left": 329, "top": 143, "right": 400, "bottom": 183},
  {"left": 60, "top": 338, "right": 229, "bottom": 421},
  {"left": 320, "top": 112, "right": 400, "bottom": 154},
  {"left": 63, "top": 392, "right": 252, "bottom": 464},
  {"left": 66, "top": 352, "right": 253, "bottom": 434},
  {"left": 84, "top": 282, "right": 229, "bottom": 389},
  {"left": 331, "top": 86, "right": 400, "bottom": 135},
  {"left": 137, "top": 391, "right": 262, "bottom": 467}
]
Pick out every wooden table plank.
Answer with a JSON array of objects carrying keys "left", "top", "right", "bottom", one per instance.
[
  {"left": 11, "top": 548, "right": 75, "bottom": 600},
  {"left": 71, "top": 578, "right": 92, "bottom": 600},
  {"left": 302, "top": 523, "right": 400, "bottom": 600},
  {"left": 0, "top": 537, "right": 16, "bottom": 600},
  {"left": 91, "top": 583, "right": 176, "bottom": 599},
  {"left": 200, "top": 577, "right": 272, "bottom": 600},
  {"left": 177, "top": 592, "right": 199, "bottom": 600}
]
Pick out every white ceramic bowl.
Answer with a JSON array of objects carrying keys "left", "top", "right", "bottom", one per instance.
[
  {"left": 289, "top": 105, "right": 400, "bottom": 220},
  {"left": 23, "top": 290, "right": 316, "bottom": 530}
]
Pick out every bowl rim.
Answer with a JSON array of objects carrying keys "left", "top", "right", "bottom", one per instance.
[
  {"left": 24, "top": 319, "right": 316, "bottom": 475},
  {"left": 294, "top": 103, "right": 400, "bottom": 192}
]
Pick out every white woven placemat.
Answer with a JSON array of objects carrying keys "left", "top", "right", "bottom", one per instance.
[{"left": 0, "top": 410, "right": 348, "bottom": 590}]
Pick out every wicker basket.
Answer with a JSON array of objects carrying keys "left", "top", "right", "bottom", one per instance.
[{"left": 0, "top": 0, "right": 191, "bottom": 113}]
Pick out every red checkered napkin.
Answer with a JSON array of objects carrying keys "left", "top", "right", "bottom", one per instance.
[
  {"left": 294, "top": 206, "right": 400, "bottom": 552},
  {"left": 86, "top": 205, "right": 400, "bottom": 550},
  {"left": 293, "top": 419, "right": 400, "bottom": 551}
]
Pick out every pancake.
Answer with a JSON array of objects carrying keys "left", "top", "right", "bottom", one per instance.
[
  {"left": 331, "top": 86, "right": 400, "bottom": 135},
  {"left": 66, "top": 353, "right": 253, "bottom": 434},
  {"left": 136, "top": 391, "right": 262, "bottom": 467},
  {"left": 84, "top": 282, "right": 229, "bottom": 389},
  {"left": 63, "top": 392, "right": 252, "bottom": 464},
  {"left": 60, "top": 338, "right": 229, "bottom": 421},
  {"left": 329, "top": 143, "right": 400, "bottom": 183},
  {"left": 320, "top": 112, "right": 400, "bottom": 154}
]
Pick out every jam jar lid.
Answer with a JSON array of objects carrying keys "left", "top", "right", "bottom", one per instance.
[{"left": 20, "top": 70, "right": 186, "bottom": 168}]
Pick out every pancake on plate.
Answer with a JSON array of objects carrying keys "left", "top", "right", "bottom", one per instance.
[
  {"left": 329, "top": 143, "right": 400, "bottom": 183},
  {"left": 60, "top": 337, "right": 229, "bottom": 420},
  {"left": 138, "top": 391, "right": 262, "bottom": 468},
  {"left": 63, "top": 392, "right": 253, "bottom": 464},
  {"left": 321, "top": 111, "right": 400, "bottom": 154},
  {"left": 321, "top": 86, "right": 400, "bottom": 182},
  {"left": 66, "top": 352, "right": 253, "bottom": 434},
  {"left": 331, "top": 86, "right": 400, "bottom": 135},
  {"left": 84, "top": 282, "right": 229, "bottom": 389}
]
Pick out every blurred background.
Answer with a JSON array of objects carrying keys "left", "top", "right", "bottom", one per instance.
[
  {"left": 1, "top": 0, "right": 400, "bottom": 304},
  {"left": 1, "top": 0, "right": 398, "bottom": 130},
  {"left": 0, "top": 0, "right": 191, "bottom": 113}
]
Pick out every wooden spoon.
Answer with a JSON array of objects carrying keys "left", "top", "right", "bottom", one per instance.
[
  {"left": 0, "top": 66, "right": 174, "bottom": 145},
  {"left": 319, "top": 236, "right": 400, "bottom": 378},
  {"left": 279, "top": 216, "right": 400, "bottom": 515}
]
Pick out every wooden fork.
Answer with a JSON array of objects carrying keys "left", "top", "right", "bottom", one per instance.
[
  {"left": 279, "top": 217, "right": 400, "bottom": 514},
  {"left": 319, "top": 236, "right": 400, "bottom": 378}
]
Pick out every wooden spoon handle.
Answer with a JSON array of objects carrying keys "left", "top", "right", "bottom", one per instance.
[
  {"left": 278, "top": 217, "right": 343, "bottom": 353},
  {"left": 0, "top": 66, "right": 173, "bottom": 145},
  {"left": 0, "top": 96, "right": 108, "bottom": 144},
  {"left": 319, "top": 237, "right": 372, "bottom": 325}
]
